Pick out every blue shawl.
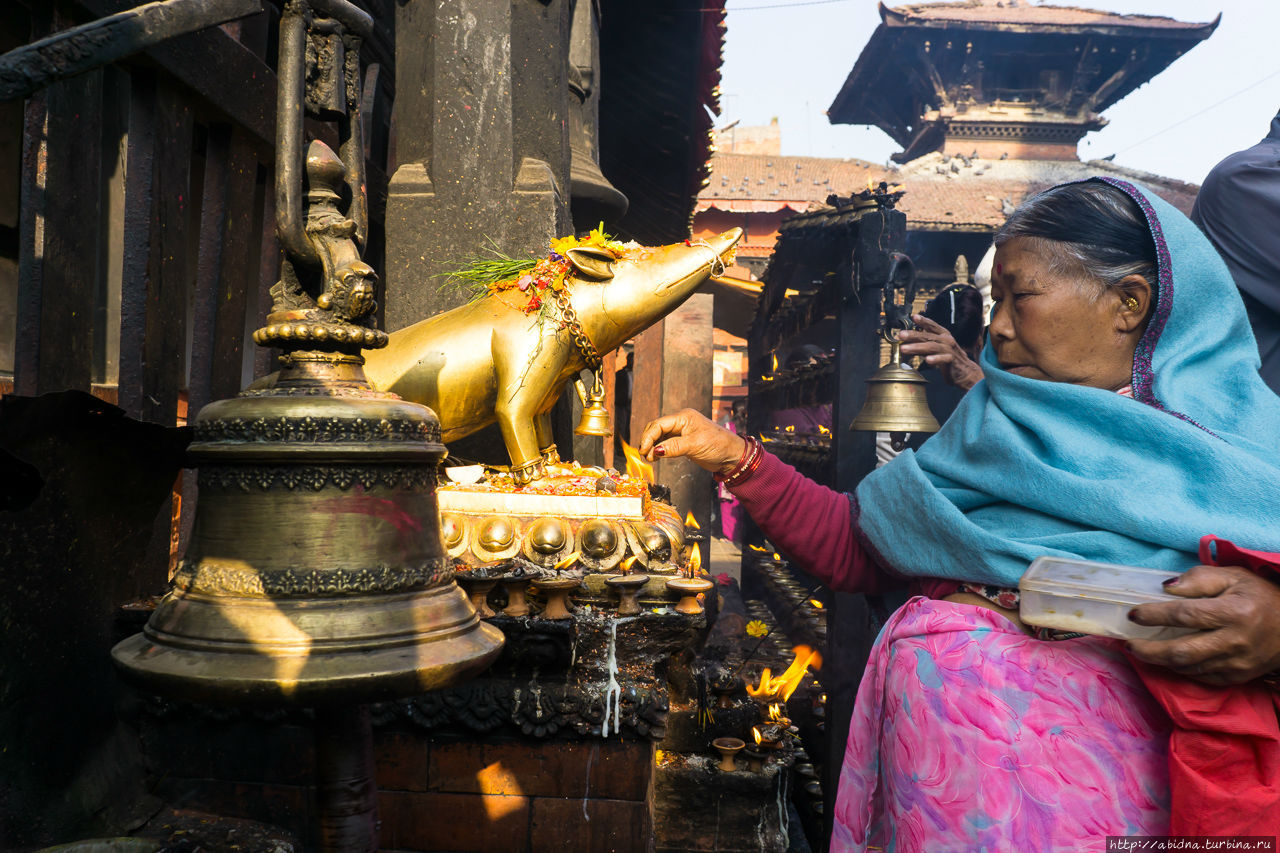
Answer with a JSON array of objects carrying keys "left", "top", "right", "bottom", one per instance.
[{"left": 855, "top": 178, "right": 1280, "bottom": 587}]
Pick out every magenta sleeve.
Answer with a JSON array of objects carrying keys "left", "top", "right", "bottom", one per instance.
[{"left": 725, "top": 450, "right": 900, "bottom": 595}]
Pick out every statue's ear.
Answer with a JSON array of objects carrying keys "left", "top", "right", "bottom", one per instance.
[{"left": 564, "top": 246, "right": 616, "bottom": 281}]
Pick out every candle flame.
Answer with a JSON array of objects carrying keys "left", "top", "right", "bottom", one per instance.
[
  {"left": 748, "top": 544, "right": 769, "bottom": 553},
  {"left": 621, "top": 440, "right": 654, "bottom": 484},
  {"left": 687, "top": 542, "right": 702, "bottom": 575},
  {"left": 768, "top": 703, "right": 782, "bottom": 722},
  {"left": 818, "top": 424, "right": 831, "bottom": 436},
  {"left": 745, "top": 645, "right": 822, "bottom": 702},
  {"left": 809, "top": 599, "right": 824, "bottom": 610},
  {"left": 752, "top": 726, "right": 763, "bottom": 746},
  {"left": 685, "top": 511, "right": 700, "bottom": 529},
  {"left": 772, "top": 553, "right": 782, "bottom": 561},
  {"left": 784, "top": 425, "right": 795, "bottom": 433},
  {"left": 553, "top": 551, "right": 581, "bottom": 571},
  {"left": 619, "top": 555, "right": 638, "bottom": 575}
]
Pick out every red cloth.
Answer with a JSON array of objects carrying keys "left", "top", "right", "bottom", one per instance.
[{"left": 1127, "top": 535, "right": 1280, "bottom": 836}]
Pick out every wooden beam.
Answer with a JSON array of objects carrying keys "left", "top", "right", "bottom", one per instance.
[{"left": 0, "top": 0, "right": 263, "bottom": 101}]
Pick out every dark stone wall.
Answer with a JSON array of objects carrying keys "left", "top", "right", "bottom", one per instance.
[{"left": 0, "top": 391, "right": 188, "bottom": 847}]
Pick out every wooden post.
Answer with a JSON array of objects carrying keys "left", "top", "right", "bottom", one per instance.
[{"left": 630, "top": 294, "right": 715, "bottom": 555}]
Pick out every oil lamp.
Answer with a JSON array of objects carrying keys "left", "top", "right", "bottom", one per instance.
[{"left": 849, "top": 252, "right": 940, "bottom": 450}]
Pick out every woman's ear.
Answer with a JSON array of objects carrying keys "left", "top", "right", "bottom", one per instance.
[{"left": 1114, "top": 274, "right": 1152, "bottom": 334}]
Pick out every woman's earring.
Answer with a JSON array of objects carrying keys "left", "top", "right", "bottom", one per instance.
[{"left": 1123, "top": 296, "right": 1139, "bottom": 311}]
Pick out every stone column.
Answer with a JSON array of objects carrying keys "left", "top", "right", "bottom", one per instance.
[{"left": 384, "top": 0, "right": 571, "bottom": 332}]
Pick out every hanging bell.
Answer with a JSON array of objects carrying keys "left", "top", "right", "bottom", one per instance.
[
  {"left": 574, "top": 373, "right": 614, "bottom": 437},
  {"left": 849, "top": 338, "right": 940, "bottom": 446}
]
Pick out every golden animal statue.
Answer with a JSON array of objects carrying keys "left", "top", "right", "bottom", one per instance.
[{"left": 362, "top": 228, "right": 743, "bottom": 483}]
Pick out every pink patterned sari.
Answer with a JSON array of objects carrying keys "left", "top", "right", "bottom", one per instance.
[{"left": 832, "top": 597, "right": 1173, "bottom": 852}]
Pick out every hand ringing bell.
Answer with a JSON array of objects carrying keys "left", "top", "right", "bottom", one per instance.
[
  {"left": 849, "top": 252, "right": 940, "bottom": 449},
  {"left": 574, "top": 372, "right": 613, "bottom": 437}
]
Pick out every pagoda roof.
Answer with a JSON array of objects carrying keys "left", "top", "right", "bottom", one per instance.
[
  {"left": 829, "top": 1, "right": 1217, "bottom": 157},
  {"left": 881, "top": 1, "right": 1219, "bottom": 35}
]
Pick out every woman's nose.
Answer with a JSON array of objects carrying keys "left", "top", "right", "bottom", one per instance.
[{"left": 988, "top": 303, "right": 1012, "bottom": 342}]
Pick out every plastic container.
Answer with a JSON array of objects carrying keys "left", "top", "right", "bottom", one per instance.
[{"left": 1018, "top": 556, "right": 1196, "bottom": 641}]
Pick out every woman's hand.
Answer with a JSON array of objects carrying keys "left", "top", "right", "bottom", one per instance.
[
  {"left": 1128, "top": 564, "right": 1280, "bottom": 686},
  {"left": 638, "top": 409, "right": 746, "bottom": 475},
  {"left": 899, "top": 314, "right": 984, "bottom": 390}
]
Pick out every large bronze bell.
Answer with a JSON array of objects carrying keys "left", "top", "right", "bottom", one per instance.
[
  {"left": 111, "top": 0, "right": 502, "bottom": 707},
  {"left": 849, "top": 337, "right": 940, "bottom": 448}
]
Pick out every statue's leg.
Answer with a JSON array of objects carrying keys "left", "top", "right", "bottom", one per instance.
[
  {"left": 535, "top": 412, "right": 560, "bottom": 466},
  {"left": 493, "top": 340, "right": 546, "bottom": 485}
]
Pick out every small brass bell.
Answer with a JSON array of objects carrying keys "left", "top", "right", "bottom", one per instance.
[
  {"left": 849, "top": 337, "right": 940, "bottom": 449},
  {"left": 574, "top": 373, "right": 613, "bottom": 437}
]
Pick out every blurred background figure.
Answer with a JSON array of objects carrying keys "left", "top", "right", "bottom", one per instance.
[{"left": 1193, "top": 109, "right": 1280, "bottom": 394}]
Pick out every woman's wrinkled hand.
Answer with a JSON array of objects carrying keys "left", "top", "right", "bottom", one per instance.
[
  {"left": 1128, "top": 564, "right": 1280, "bottom": 686},
  {"left": 899, "top": 314, "right": 984, "bottom": 391},
  {"left": 638, "top": 409, "right": 746, "bottom": 475}
]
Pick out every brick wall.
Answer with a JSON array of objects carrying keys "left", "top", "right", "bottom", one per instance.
[
  {"left": 376, "top": 733, "right": 655, "bottom": 853},
  {"left": 139, "top": 711, "right": 657, "bottom": 853}
]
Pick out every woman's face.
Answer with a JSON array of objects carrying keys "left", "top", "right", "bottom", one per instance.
[{"left": 988, "top": 237, "right": 1142, "bottom": 390}]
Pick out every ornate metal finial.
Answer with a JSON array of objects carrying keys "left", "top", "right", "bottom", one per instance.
[
  {"left": 953, "top": 254, "right": 970, "bottom": 285},
  {"left": 253, "top": 0, "right": 385, "bottom": 376}
]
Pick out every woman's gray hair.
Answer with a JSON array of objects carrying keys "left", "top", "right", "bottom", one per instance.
[{"left": 994, "top": 181, "right": 1158, "bottom": 301}]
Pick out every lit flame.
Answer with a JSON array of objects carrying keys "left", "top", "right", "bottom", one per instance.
[
  {"left": 768, "top": 703, "right": 782, "bottom": 722},
  {"left": 619, "top": 555, "right": 638, "bottom": 575},
  {"left": 785, "top": 425, "right": 795, "bottom": 433},
  {"left": 866, "top": 175, "right": 875, "bottom": 192},
  {"left": 748, "top": 544, "right": 769, "bottom": 553},
  {"left": 745, "top": 645, "right": 823, "bottom": 702},
  {"left": 621, "top": 440, "right": 654, "bottom": 483},
  {"left": 818, "top": 425, "right": 831, "bottom": 436},
  {"left": 770, "top": 354, "right": 778, "bottom": 373},
  {"left": 553, "top": 551, "right": 581, "bottom": 571},
  {"left": 752, "top": 726, "right": 763, "bottom": 746},
  {"left": 809, "top": 599, "right": 825, "bottom": 610},
  {"left": 687, "top": 542, "right": 702, "bottom": 576},
  {"left": 685, "top": 511, "right": 700, "bottom": 530},
  {"left": 772, "top": 553, "right": 782, "bottom": 561}
]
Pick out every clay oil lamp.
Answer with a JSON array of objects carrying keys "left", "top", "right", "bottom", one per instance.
[
  {"left": 533, "top": 551, "right": 582, "bottom": 620},
  {"left": 605, "top": 555, "right": 649, "bottom": 617},
  {"left": 755, "top": 723, "right": 784, "bottom": 751},
  {"left": 712, "top": 737, "right": 745, "bottom": 773},
  {"left": 709, "top": 668, "right": 742, "bottom": 710},
  {"left": 500, "top": 562, "right": 534, "bottom": 618},
  {"left": 456, "top": 566, "right": 499, "bottom": 619},
  {"left": 665, "top": 521, "right": 712, "bottom": 615},
  {"left": 743, "top": 729, "right": 768, "bottom": 773}
]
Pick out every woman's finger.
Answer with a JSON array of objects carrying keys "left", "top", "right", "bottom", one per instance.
[
  {"left": 1129, "top": 595, "right": 1237, "bottom": 630},
  {"left": 911, "top": 314, "right": 946, "bottom": 334},
  {"left": 1127, "top": 628, "right": 1235, "bottom": 670},
  {"left": 637, "top": 414, "right": 683, "bottom": 456},
  {"left": 1162, "top": 563, "right": 1242, "bottom": 599}
]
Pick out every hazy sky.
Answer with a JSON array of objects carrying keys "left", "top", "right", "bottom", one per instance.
[{"left": 718, "top": 0, "right": 1280, "bottom": 184}]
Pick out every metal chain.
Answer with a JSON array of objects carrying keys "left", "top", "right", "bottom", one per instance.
[{"left": 553, "top": 287, "right": 602, "bottom": 372}]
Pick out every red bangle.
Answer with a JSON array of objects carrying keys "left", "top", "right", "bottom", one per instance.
[{"left": 716, "top": 436, "right": 763, "bottom": 487}]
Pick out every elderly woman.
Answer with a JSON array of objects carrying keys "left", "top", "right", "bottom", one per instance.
[{"left": 639, "top": 179, "right": 1280, "bottom": 850}]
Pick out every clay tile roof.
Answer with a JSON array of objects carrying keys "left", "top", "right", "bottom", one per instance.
[
  {"left": 696, "top": 151, "right": 1199, "bottom": 232},
  {"left": 696, "top": 152, "right": 885, "bottom": 214},
  {"left": 884, "top": 0, "right": 1217, "bottom": 33}
]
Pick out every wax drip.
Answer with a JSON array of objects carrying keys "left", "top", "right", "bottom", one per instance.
[{"left": 601, "top": 618, "right": 621, "bottom": 736}]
